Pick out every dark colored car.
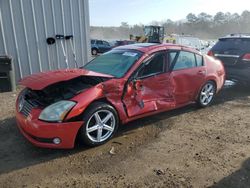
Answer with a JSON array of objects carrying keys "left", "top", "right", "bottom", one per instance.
[
  {"left": 16, "top": 43, "right": 225, "bottom": 149},
  {"left": 208, "top": 34, "right": 250, "bottom": 83},
  {"left": 113, "top": 40, "right": 136, "bottom": 47},
  {"left": 91, "top": 39, "right": 111, "bottom": 55}
]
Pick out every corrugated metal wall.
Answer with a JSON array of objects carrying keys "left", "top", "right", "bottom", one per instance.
[{"left": 0, "top": 0, "right": 90, "bottom": 81}]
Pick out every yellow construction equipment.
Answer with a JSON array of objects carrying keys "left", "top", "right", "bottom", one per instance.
[{"left": 130, "top": 25, "right": 164, "bottom": 43}]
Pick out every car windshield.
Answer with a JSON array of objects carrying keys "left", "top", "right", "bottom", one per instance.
[{"left": 83, "top": 50, "right": 142, "bottom": 78}]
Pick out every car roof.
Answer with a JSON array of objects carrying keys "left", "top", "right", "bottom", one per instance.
[
  {"left": 220, "top": 33, "right": 250, "bottom": 39},
  {"left": 114, "top": 43, "right": 199, "bottom": 53}
]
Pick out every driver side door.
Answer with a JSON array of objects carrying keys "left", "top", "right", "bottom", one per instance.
[{"left": 122, "top": 51, "right": 175, "bottom": 117}]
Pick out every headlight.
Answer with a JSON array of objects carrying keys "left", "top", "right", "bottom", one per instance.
[{"left": 39, "top": 100, "right": 76, "bottom": 122}]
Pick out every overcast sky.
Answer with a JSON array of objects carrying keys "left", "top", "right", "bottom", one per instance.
[{"left": 89, "top": 0, "right": 249, "bottom": 26}]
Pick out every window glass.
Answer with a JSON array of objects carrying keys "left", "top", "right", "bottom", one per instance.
[
  {"left": 103, "top": 41, "right": 110, "bottom": 46},
  {"left": 96, "top": 40, "right": 103, "bottom": 45},
  {"left": 84, "top": 50, "right": 142, "bottom": 78},
  {"left": 169, "top": 52, "right": 178, "bottom": 67},
  {"left": 196, "top": 54, "right": 203, "bottom": 66},
  {"left": 91, "top": 40, "right": 95, "bottom": 44},
  {"left": 213, "top": 38, "right": 250, "bottom": 55},
  {"left": 138, "top": 53, "right": 165, "bottom": 78},
  {"left": 173, "top": 51, "right": 196, "bottom": 70}
]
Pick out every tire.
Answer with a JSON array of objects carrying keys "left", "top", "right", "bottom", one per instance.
[
  {"left": 91, "top": 48, "right": 98, "bottom": 56},
  {"left": 79, "top": 102, "right": 119, "bottom": 146},
  {"left": 197, "top": 81, "right": 216, "bottom": 107}
]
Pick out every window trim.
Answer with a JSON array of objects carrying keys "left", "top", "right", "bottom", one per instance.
[
  {"left": 195, "top": 53, "right": 204, "bottom": 67},
  {"left": 169, "top": 50, "right": 201, "bottom": 71},
  {"left": 168, "top": 50, "right": 180, "bottom": 71}
]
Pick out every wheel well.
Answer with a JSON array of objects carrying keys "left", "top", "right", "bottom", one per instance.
[
  {"left": 196, "top": 79, "right": 217, "bottom": 101},
  {"left": 69, "top": 98, "right": 118, "bottom": 122},
  {"left": 208, "top": 80, "right": 217, "bottom": 92},
  {"left": 92, "top": 47, "right": 98, "bottom": 51},
  {"left": 73, "top": 97, "right": 120, "bottom": 146}
]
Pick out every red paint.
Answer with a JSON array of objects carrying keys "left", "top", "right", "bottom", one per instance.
[
  {"left": 17, "top": 44, "right": 225, "bottom": 149},
  {"left": 20, "top": 68, "right": 113, "bottom": 90},
  {"left": 242, "top": 53, "right": 250, "bottom": 61},
  {"left": 16, "top": 107, "right": 83, "bottom": 149},
  {"left": 207, "top": 50, "right": 214, "bottom": 57}
]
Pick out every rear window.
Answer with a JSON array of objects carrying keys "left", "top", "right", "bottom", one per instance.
[{"left": 212, "top": 38, "right": 250, "bottom": 55}]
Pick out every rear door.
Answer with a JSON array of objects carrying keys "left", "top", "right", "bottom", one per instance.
[
  {"left": 169, "top": 50, "right": 206, "bottom": 105},
  {"left": 122, "top": 51, "right": 174, "bottom": 117}
]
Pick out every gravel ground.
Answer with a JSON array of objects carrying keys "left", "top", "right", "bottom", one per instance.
[{"left": 0, "top": 84, "right": 250, "bottom": 188}]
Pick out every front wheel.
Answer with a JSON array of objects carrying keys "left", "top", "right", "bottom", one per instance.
[
  {"left": 197, "top": 81, "right": 216, "bottom": 107},
  {"left": 91, "top": 48, "right": 98, "bottom": 56},
  {"left": 79, "top": 102, "right": 119, "bottom": 146}
]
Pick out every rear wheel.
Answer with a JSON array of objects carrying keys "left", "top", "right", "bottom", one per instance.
[
  {"left": 79, "top": 102, "right": 119, "bottom": 146},
  {"left": 197, "top": 81, "right": 216, "bottom": 107}
]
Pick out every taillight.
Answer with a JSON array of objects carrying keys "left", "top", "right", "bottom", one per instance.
[
  {"left": 207, "top": 50, "right": 214, "bottom": 57},
  {"left": 242, "top": 53, "right": 250, "bottom": 61}
]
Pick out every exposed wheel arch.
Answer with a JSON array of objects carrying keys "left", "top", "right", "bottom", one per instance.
[
  {"left": 73, "top": 97, "right": 122, "bottom": 146},
  {"left": 196, "top": 80, "right": 217, "bottom": 108},
  {"left": 78, "top": 101, "right": 119, "bottom": 146}
]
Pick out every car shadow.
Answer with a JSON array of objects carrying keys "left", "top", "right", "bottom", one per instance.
[
  {"left": 119, "top": 83, "right": 250, "bottom": 137},
  {"left": 0, "top": 105, "right": 197, "bottom": 175},
  {"left": 0, "top": 83, "right": 250, "bottom": 175},
  {"left": 213, "top": 82, "right": 250, "bottom": 106},
  {"left": 210, "top": 158, "right": 250, "bottom": 188},
  {"left": 0, "top": 117, "right": 83, "bottom": 174}
]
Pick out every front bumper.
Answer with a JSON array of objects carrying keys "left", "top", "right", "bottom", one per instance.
[{"left": 16, "top": 109, "right": 83, "bottom": 149}]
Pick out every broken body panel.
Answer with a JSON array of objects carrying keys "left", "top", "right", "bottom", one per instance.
[{"left": 16, "top": 44, "right": 225, "bottom": 148}]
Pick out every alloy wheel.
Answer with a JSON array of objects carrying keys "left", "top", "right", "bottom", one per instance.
[
  {"left": 85, "top": 110, "right": 115, "bottom": 143},
  {"left": 200, "top": 82, "right": 215, "bottom": 106}
]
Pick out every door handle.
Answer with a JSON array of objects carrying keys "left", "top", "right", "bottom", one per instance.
[{"left": 198, "top": 70, "right": 206, "bottom": 75}]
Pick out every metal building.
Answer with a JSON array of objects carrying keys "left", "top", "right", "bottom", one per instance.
[{"left": 0, "top": 0, "right": 90, "bottom": 82}]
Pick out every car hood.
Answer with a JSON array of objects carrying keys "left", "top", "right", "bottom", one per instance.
[{"left": 20, "top": 68, "right": 114, "bottom": 90}]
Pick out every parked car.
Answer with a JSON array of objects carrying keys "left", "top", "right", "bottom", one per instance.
[
  {"left": 16, "top": 43, "right": 225, "bottom": 149},
  {"left": 113, "top": 40, "right": 136, "bottom": 47},
  {"left": 164, "top": 34, "right": 203, "bottom": 51},
  {"left": 208, "top": 34, "right": 250, "bottom": 83},
  {"left": 91, "top": 39, "right": 111, "bottom": 55}
]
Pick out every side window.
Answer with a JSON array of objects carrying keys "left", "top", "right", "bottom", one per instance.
[
  {"left": 137, "top": 53, "right": 165, "bottom": 78},
  {"left": 169, "top": 51, "right": 178, "bottom": 68},
  {"left": 91, "top": 40, "right": 95, "bottom": 44},
  {"left": 103, "top": 41, "right": 110, "bottom": 46},
  {"left": 195, "top": 54, "right": 203, "bottom": 66},
  {"left": 173, "top": 51, "right": 196, "bottom": 71},
  {"left": 96, "top": 40, "right": 103, "bottom": 45}
]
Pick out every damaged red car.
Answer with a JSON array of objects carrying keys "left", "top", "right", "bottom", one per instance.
[{"left": 16, "top": 43, "right": 225, "bottom": 149}]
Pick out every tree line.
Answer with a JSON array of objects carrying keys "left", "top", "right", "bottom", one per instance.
[{"left": 90, "top": 10, "right": 250, "bottom": 40}]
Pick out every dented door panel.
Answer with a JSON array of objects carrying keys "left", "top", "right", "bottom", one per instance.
[
  {"left": 123, "top": 73, "right": 175, "bottom": 117},
  {"left": 170, "top": 67, "right": 206, "bottom": 105}
]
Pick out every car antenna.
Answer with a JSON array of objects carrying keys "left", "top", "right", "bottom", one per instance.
[{"left": 65, "top": 35, "right": 79, "bottom": 68}]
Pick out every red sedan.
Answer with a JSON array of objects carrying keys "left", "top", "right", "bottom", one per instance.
[{"left": 16, "top": 43, "right": 225, "bottom": 149}]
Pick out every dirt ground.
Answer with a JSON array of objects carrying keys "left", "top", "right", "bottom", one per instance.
[{"left": 1, "top": 83, "right": 250, "bottom": 188}]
